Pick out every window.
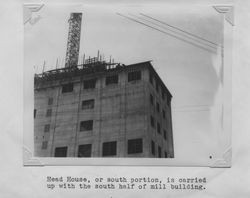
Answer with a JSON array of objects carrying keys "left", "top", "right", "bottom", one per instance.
[
  {"left": 157, "top": 122, "right": 161, "bottom": 134},
  {"left": 102, "top": 141, "right": 117, "bottom": 156},
  {"left": 150, "top": 116, "right": 155, "bottom": 128},
  {"left": 151, "top": 140, "right": 155, "bottom": 155},
  {"left": 128, "top": 71, "right": 141, "bottom": 82},
  {"left": 167, "top": 94, "right": 171, "bottom": 106},
  {"left": 54, "top": 147, "right": 67, "bottom": 157},
  {"left": 128, "top": 138, "right": 143, "bottom": 154},
  {"left": 46, "top": 109, "right": 52, "bottom": 117},
  {"left": 162, "top": 89, "right": 165, "bottom": 100},
  {"left": 164, "top": 130, "right": 167, "bottom": 140},
  {"left": 34, "top": 109, "right": 37, "bottom": 118},
  {"left": 106, "top": 75, "right": 118, "bottom": 85},
  {"left": 41, "top": 141, "right": 48, "bottom": 149},
  {"left": 62, "top": 83, "right": 73, "bottom": 93},
  {"left": 150, "top": 94, "right": 154, "bottom": 105},
  {"left": 156, "top": 102, "right": 160, "bottom": 112},
  {"left": 80, "top": 120, "right": 93, "bottom": 131},
  {"left": 149, "top": 73, "right": 153, "bottom": 85},
  {"left": 158, "top": 146, "right": 162, "bottom": 158},
  {"left": 48, "top": 97, "right": 53, "bottom": 105},
  {"left": 165, "top": 152, "right": 168, "bottom": 158},
  {"left": 78, "top": 144, "right": 92, "bottom": 157},
  {"left": 82, "top": 99, "right": 94, "bottom": 110},
  {"left": 44, "top": 124, "right": 50, "bottom": 132},
  {"left": 84, "top": 79, "right": 96, "bottom": 89},
  {"left": 156, "top": 82, "right": 159, "bottom": 93},
  {"left": 162, "top": 110, "right": 166, "bottom": 118}
]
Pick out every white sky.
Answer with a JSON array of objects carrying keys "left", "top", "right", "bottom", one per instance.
[{"left": 24, "top": 2, "right": 224, "bottom": 162}]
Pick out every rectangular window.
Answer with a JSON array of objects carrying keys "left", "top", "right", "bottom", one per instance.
[
  {"left": 164, "top": 130, "right": 167, "bottom": 140},
  {"left": 149, "top": 72, "right": 153, "bottom": 85},
  {"left": 128, "top": 138, "right": 143, "bottom": 154},
  {"left": 102, "top": 141, "right": 117, "bottom": 156},
  {"left": 162, "top": 89, "right": 165, "bottom": 100},
  {"left": 48, "top": 97, "right": 53, "bottom": 105},
  {"left": 41, "top": 141, "right": 48, "bottom": 150},
  {"left": 62, "top": 83, "right": 73, "bottom": 93},
  {"left": 44, "top": 124, "right": 50, "bottom": 132},
  {"left": 46, "top": 109, "right": 52, "bottom": 117},
  {"left": 78, "top": 144, "right": 92, "bottom": 157},
  {"left": 82, "top": 99, "right": 94, "bottom": 110},
  {"left": 54, "top": 146, "right": 67, "bottom": 157},
  {"left": 84, "top": 79, "right": 96, "bottom": 89},
  {"left": 167, "top": 94, "right": 171, "bottom": 106},
  {"left": 156, "top": 82, "right": 159, "bottom": 93},
  {"left": 151, "top": 140, "right": 155, "bottom": 155},
  {"left": 80, "top": 120, "right": 93, "bottom": 131},
  {"left": 158, "top": 146, "right": 162, "bottom": 158},
  {"left": 165, "top": 152, "right": 168, "bottom": 158},
  {"left": 34, "top": 109, "right": 37, "bottom": 118},
  {"left": 156, "top": 102, "right": 160, "bottom": 112},
  {"left": 128, "top": 71, "right": 141, "bottom": 82},
  {"left": 106, "top": 75, "right": 118, "bottom": 85},
  {"left": 157, "top": 122, "right": 161, "bottom": 134},
  {"left": 150, "top": 116, "right": 155, "bottom": 128},
  {"left": 150, "top": 94, "right": 154, "bottom": 105},
  {"left": 162, "top": 110, "right": 166, "bottom": 118}
]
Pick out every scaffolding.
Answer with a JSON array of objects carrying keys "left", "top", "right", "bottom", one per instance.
[{"left": 34, "top": 58, "right": 125, "bottom": 85}]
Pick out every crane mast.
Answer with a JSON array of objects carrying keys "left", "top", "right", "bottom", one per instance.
[{"left": 65, "top": 13, "right": 82, "bottom": 68}]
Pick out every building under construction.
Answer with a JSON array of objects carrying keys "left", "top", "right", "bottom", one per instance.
[{"left": 34, "top": 13, "right": 174, "bottom": 158}]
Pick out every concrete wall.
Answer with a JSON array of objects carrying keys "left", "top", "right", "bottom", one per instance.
[
  {"left": 34, "top": 65, "right": 174, "bottom": 158},
  {"left": 144, "top": 69, "right": 174, "bottom": 158}
]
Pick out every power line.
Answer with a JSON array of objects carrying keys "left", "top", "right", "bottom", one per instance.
[
  {"left": 116, "top": 13, "right": 216, "bottom": 53},
  {"left": 129, "top": 13, "right": 217, "bottom": 51},
  {"left": 140, "top": 13, "right": 221, "bottom": 48}
]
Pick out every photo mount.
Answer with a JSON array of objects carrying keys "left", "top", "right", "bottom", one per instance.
[{"left": 23, "top": 2, "right": 233, "bottom": 167}]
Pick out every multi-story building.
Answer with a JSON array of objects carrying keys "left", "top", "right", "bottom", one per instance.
[{"left": 34, "top": 60, "right": 174, "bottom": 158}]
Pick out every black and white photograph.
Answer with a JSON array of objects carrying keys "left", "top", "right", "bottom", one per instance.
[
  {"left": 3, "top": 0, "right": 250, "bottom": 197},
  {"left": 24, "top": 2, "right": 232, "bottom": 166}
]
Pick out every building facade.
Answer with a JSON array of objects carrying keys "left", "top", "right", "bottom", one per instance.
[{"left": 34, "top": 61, "right": 174, "bottom": 158}]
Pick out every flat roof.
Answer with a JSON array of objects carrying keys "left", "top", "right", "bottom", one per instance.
[{"left": 34, "top": 60, "right": 172, "bottom": 97}]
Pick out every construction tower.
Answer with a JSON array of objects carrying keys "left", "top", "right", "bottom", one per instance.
[{"left": 65, "top": 13, "right": 82, "bottom": 68}]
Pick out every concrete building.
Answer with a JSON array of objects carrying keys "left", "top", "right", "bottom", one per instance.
[{"left": 34, "top": 60, "right": 174, "bottom": 158}]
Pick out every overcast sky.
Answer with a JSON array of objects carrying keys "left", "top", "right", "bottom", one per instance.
[{"left": 24, "top": 2, "right": 224, "bottom": 163}]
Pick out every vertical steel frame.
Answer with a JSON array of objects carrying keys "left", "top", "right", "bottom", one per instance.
[{"left": 65, "top": 13, "right": 82, "bottom": 68}]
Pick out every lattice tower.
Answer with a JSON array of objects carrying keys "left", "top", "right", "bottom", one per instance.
[{"left": 65, "top": 13, "right": 82, "bottom": 67}]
